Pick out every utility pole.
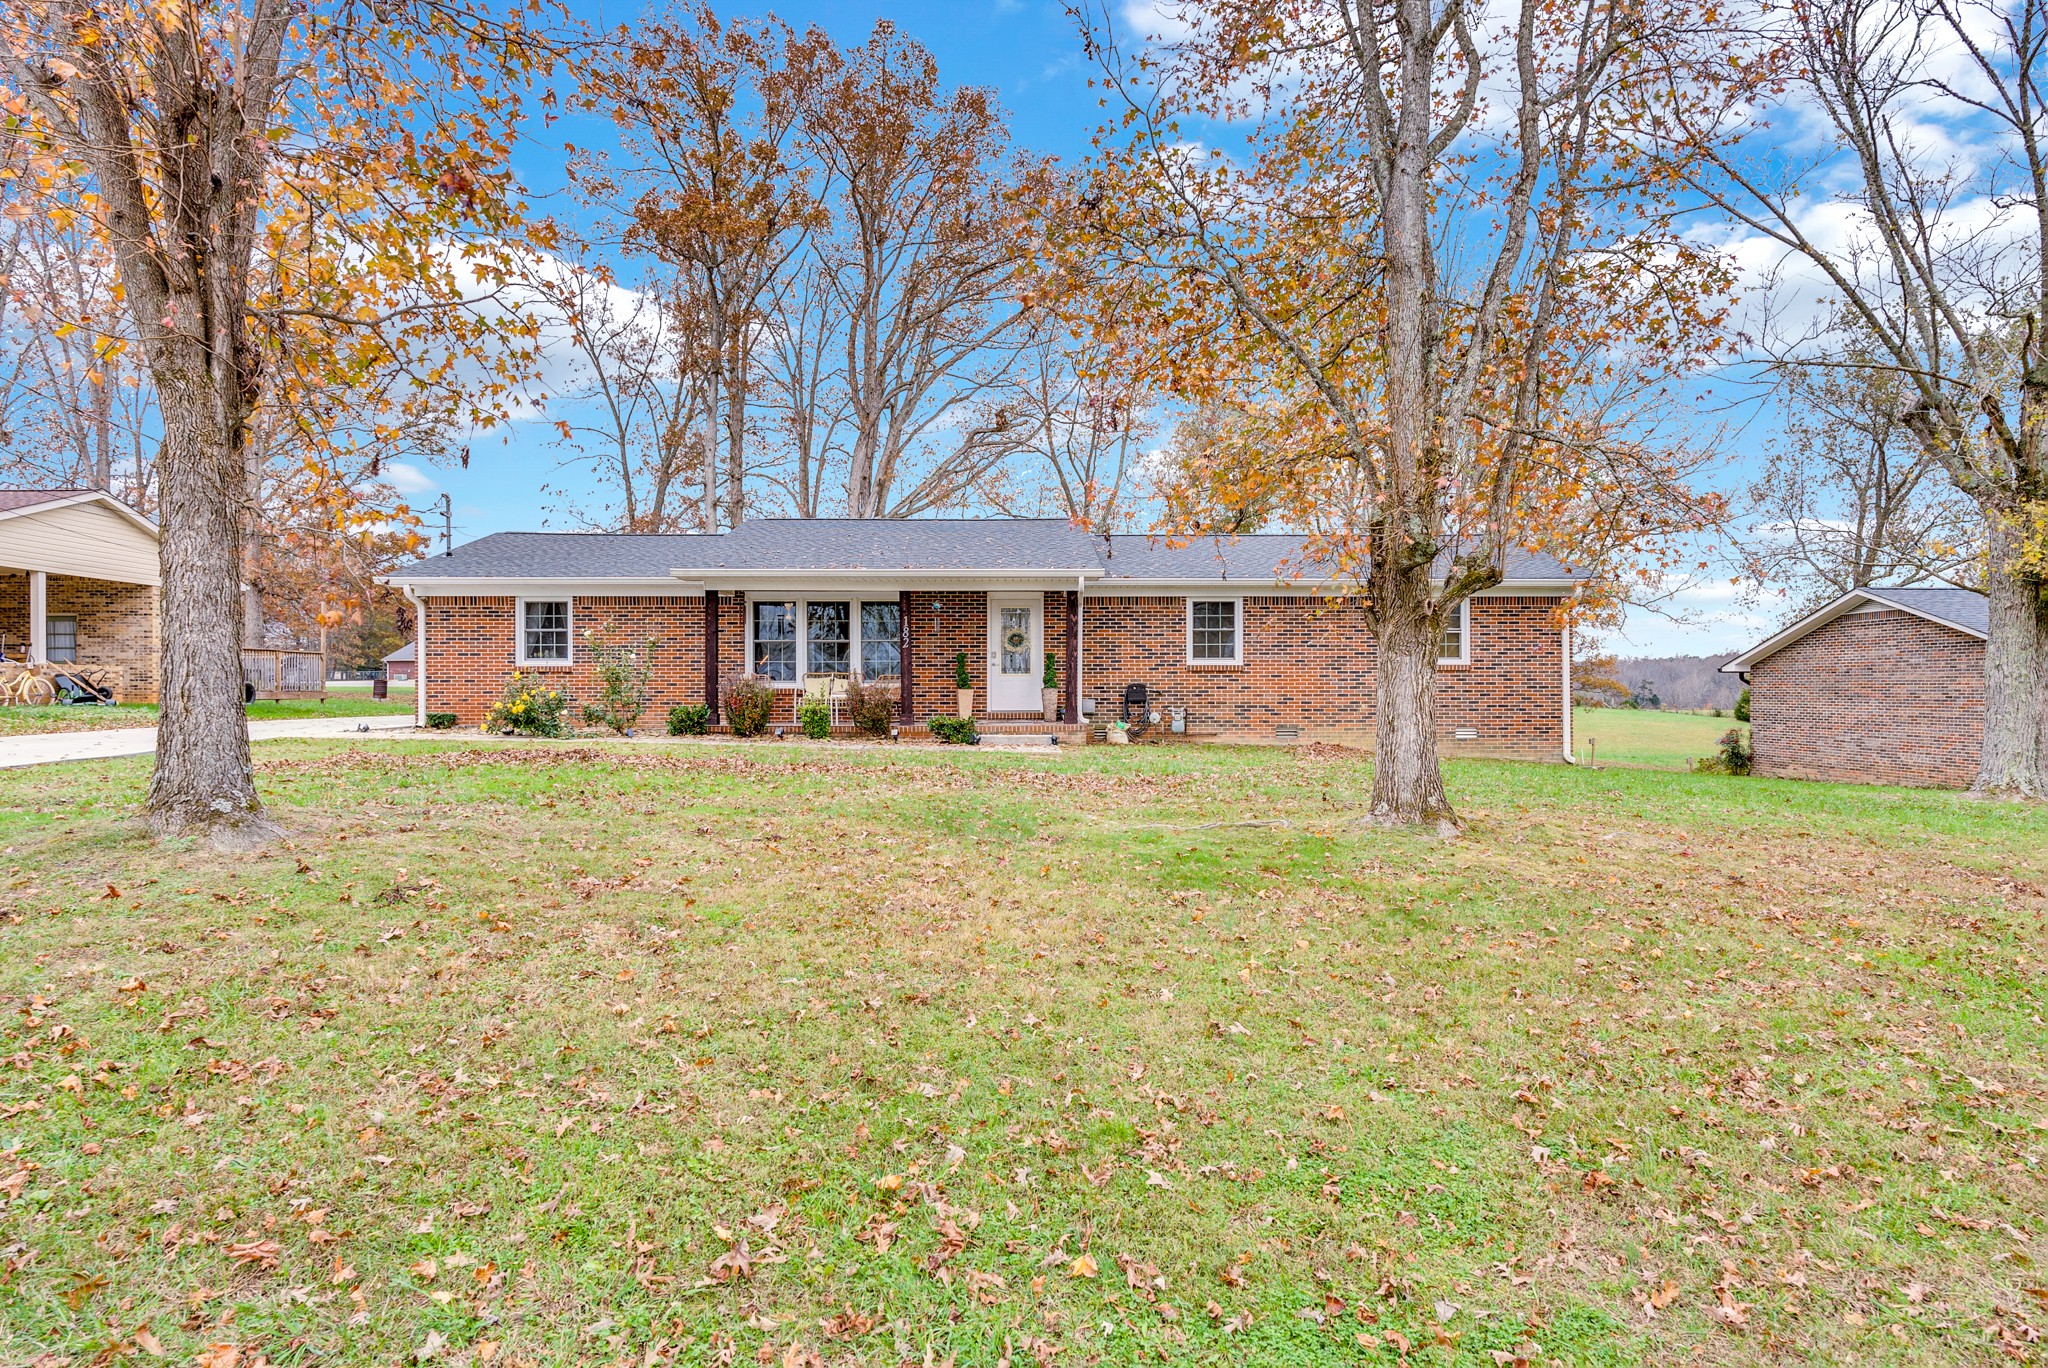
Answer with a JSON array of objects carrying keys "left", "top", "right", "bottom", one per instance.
[{"left": 436, "top": 493, "right": 453, "bottom": 556}]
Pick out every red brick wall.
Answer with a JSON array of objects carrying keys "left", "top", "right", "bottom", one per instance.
[
  {"left": 1080, "top": 593, "right": 1565, "bottom": 754},
  {"left": 904, "top": 590, "right": 987, "bottom": 720},
  {"left": 1748, "top": 608, "right": 1983, "bottom": 787},
  {"left": 0, "top": 573, "right": 159, "bottom": 702},
  {"left": 419, "top": 586, "right": 1567, "bottom": 752},
  {"left": 421, "top": 594, "right": 706, "bottom": 725}
]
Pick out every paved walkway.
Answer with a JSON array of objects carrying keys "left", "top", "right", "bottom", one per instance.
[{"left": 0, "top": 713, "right": 416, "bottom": 769}]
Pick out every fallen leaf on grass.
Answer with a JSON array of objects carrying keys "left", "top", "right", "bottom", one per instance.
[
  {"left": 1068, "top": 1253, "right": 1098, "bottom": 1279},
  {"left": 226, "top": 1238, "right": 282, "bottom": 1269},
  {"left": 132, "top": 1326, "right": 164, "bottom": 1357},
  {"left": 1650, "top": 1279, "right": 1680, "bottom": 1309}
]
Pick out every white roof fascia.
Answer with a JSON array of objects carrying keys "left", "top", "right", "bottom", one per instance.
[
  {"left": 0, "top": 490, "right": 159, "bottom": 539},
  {"left": 681, "top": 567, "right": 1108, "bottom": 589},
  {"left": 1089, "top": 577, "right": 1579, "bottom": 595},
  {"left": 378, "top": 575, "right": 705, "bottom": 596},
  {"left": 1721, "top": 587, "right": 1989, "bottom": 674}
]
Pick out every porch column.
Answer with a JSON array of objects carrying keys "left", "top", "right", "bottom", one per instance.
[
  {"left": 27, "top": 570, "right": 47, "bottom": 665},
  {"left": 704, "top": 590, "right": 720, "bottom": 722},
  {"left": 897, "top": 590, "right": 915, "bottom": 724},
  {"left": 1064, "top": 589, "right": 1079, "bottom": 723}
]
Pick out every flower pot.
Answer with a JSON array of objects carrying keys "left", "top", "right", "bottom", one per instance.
[
  {"left": 1041, "top": 687, "right": 1059, "bottom": 722},
  {"left": 956, "top": 687, "right": 974, "bottom": 719}
]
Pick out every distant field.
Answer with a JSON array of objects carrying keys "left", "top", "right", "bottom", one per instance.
[{"left": 1573, "top": 706, "right": 1744, "bottom": 769}]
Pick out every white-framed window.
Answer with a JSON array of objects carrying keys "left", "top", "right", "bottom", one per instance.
[
  {"left": 1438, "top": 599, "right": 1470, "bottom": 665},
  {"left": 46, "top": 615, "right": 78, "bottom": 663},
  {"left": 860, "top": 601, "right": 902, "bottom": 679},
  {"left": 517, "top": 598, "right": 572, "bottom": 665},
  {"left": 752, "top": 600, "right": 798, "bottom": 681},
  {"left": 750, "top": 597, "right": 901, "bottom": 685},
  {"left": 1187, "top": 598, "right": 1241, "bottom": 665}
]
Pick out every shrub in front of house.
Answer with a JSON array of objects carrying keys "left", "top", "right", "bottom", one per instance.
[
  {"left": 484, "top": 673, "right": 569, "bottom": 738},
  {"left": 928, "top": 715, "right": 978, "bottom": 745},
  {"left": 797, "top": 696, "right": 831, "bottom": 740},
  {"left": 667, "top": 703, "right": 709, "bottom": 736},
  {"left": 723, "top": 675, "right": 775, "bottom": 738},
  {"left": 579, "top": 632, "right": 658, "bottom": 735},
  {"left": 846, "top": 676, "right": 897, "bottom": 738},
  {"left": 1690, "top": 727, "right": 1752, "bottom": 776},
  {"left": 424, "top": 712, "right": 458, "bottom": 730},
  {"left": 1735, "top": 687, "right": 1751, "bottom": 722}
]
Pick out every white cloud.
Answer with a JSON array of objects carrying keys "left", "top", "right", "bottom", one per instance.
[{"left": 383, "top": 462, "right": 437, "bottom": 496}]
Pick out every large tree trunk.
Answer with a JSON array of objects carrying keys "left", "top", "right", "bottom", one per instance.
[
  {"left": 1975, "top": 515, "right": 2048, "bottom": 798},
  {"left": 1369, "top": 578, "right": 1458, "bottom": 832},
  {"left": 145, "top": 383, "right": 269, "bottom": 841}
]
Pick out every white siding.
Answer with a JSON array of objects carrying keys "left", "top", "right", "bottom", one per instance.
[{"left": 0, "top": 502, "right": 159, "bottom": 585}]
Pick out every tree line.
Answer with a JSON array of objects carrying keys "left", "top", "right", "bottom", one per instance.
[{"left": 0, "top": 0, "right": 2041, "bottom": 838}]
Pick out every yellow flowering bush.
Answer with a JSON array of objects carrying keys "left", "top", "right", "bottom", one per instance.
[{"left": 484, "top": 672, "right": 570, "bottom": 738}]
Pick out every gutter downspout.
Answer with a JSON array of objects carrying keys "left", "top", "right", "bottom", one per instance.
[
  {"left": 1561, "top": 618, "right": 1576, "bottom": 764},
  {"left": 1076, "top": 573, "right": 1087, "bottom": 725},
  {"left": 402, "top": 586, "right": 426, "bottom": 728}
]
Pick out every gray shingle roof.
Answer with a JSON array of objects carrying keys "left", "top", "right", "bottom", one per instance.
[
  {"left": 1100, "top": 534, "right": 1577, "bottom": 584},
  {"left": 392, "top": 532, "right": 718, "bottom": 579},
  {"left": 390, "top": 519, "right": 1581, "bottom": 585},
  {"left": 705, "top": 518, "right": 1102, "bottom": 570},
  {"left": 0, "top": 488, "right": 95, "bottom": 513},
  {"left": 1860, "top": 585, "right": 1989, "bottom": 638}
]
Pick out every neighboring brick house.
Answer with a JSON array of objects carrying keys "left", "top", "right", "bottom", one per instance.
[
  {"left": 382, "top": 641, "right": 416, "bottom": 682},
  {"left": 380, "top": 519, "right": 1580, "bottom": 755},
  {"left": 1721, "top": 586, "right": 1987, "bottom": 787},
  {"left": 0, "top": 489, "right": 161, "bottom": 702}
]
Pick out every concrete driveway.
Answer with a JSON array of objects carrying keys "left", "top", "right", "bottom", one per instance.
[{"left": 0, "top": 713, "right": 417, "bottom": 769}]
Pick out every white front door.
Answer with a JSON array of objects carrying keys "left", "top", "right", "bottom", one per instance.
[{"left": 987, "top": 596, "right": 1042, "bottom": 712}]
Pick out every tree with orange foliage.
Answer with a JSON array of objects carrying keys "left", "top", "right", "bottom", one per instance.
[
  {"left": 574, "top": 6, "right": 824, "bottom": 532},
  {"left": 1051, "top": 0, "right": 1733, "bottom": 829},
  {"left": 1, "top": 0, "right": 563, "bottom": 840}
]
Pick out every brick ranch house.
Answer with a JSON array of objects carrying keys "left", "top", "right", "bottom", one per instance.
[
  {"left": 380, "top": 519, "right": 1581, "bottom": 754},
  {"left": 1721, "top": 585, "right": 1988, "bottom": 787},
  {"left": 0, "top": 489, "right": 160, "bottom": 701}
]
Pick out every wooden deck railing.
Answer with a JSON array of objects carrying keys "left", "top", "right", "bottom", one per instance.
[{"left": 242, "top": 649, "right": 326, "bottom": 701}]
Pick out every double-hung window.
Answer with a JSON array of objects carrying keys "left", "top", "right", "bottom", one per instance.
[
  {"left": 1438, "top": 599, "right": 1470, "bottom": 665},
  {"left": 1188, "top": 599, "right": 1240, "bottom": 665},
  {"left": 519, "top": 599, "right": 570, "bottom": 664},
  {"left": 752, "top": 601, "right": 798, "bottom": 681},
  {"left": 46, "top": 615, "right": 79, "bottom": 664},
  {"left": 807, "top": 601, "right": 851, "bottom": 676},
  {"left": 860, "top": 601, "right": 901, "bottom": 679}
]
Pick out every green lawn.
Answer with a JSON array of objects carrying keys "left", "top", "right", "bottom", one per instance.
[
  {"left": 1573, "top": 707, "right": 1745, "bottom": 770},
  {"left": 0, "top": 740, "right": 2041, "bottom": 1366},
  {"left": 0, "top": 688, "right": 414, "bottom": 736}
]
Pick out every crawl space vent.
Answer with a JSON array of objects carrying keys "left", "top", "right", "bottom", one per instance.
[
  {"left": 1454, "top": 727, "right": 1480, "bottom": 740},
  {"left": 1274, "top": 724, "right": 1301, "bottom": 743}
]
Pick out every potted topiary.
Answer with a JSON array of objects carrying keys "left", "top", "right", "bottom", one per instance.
[
  {"left": 1041, "top": 650, "right": 1059, "bottom": 722},
  {"left": 954, "top": 651, "right": 974, "bottom": 718}
]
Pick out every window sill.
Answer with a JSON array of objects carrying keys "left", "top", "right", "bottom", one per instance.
[
  {"left": 1436, "top": 659, "right": 1471, "bottom": 670},
  {"left": 516, "top": 660, "right": 573, "bottom": 670},
  {"left": 1185, "top": 660, "right": 1244, "bottom": 669}
]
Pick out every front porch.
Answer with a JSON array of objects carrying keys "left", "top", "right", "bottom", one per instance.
[
  {"left": 699, "top": 585, "right": 1085, "bottom": 732},
  {"left": 0, "top": 569, "right": 160, "bottom": 703}
]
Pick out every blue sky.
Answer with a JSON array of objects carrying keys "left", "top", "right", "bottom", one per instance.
[{"left": 401, "top": 0, "right": 1785, "bottom": 660}]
